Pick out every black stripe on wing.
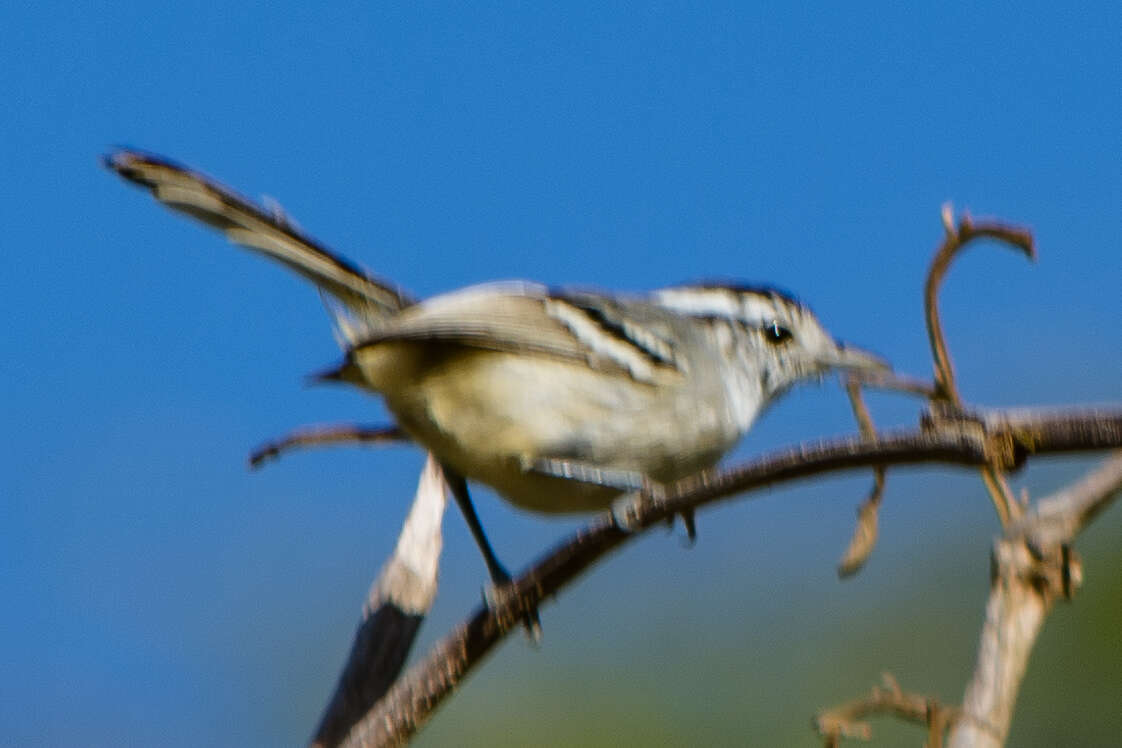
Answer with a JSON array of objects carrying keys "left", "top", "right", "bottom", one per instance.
[{"left": 552, "top": 294, "right": 679, "bottom": 368}]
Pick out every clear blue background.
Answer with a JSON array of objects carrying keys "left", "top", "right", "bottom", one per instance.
[{"left": 3, "top": 3, "right": 1120, "bottom": 746}]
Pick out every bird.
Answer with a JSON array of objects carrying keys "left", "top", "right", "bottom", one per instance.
[{"left": 105, "top": 148, "right": 887, "bottom": 590}]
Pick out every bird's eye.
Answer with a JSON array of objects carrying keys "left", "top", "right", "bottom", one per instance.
[{"left": 764, "top": 321, "right": 793, "bottom": 345}]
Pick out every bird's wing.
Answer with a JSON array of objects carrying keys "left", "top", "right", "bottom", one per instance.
[
  {"left": 104, "top": 149, "right": 414, "bottom": 327},
  {"left": 353, "top": 283, "right": 684, "bottom": 384}
]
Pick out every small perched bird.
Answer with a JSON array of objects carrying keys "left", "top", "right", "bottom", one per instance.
[{"left": 106, "top": 149, "right": 887, "bottom": 587}]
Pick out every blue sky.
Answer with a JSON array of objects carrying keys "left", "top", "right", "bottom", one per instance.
[{"left": 3, "top": 3, "right": 1121, "bottom": 745}]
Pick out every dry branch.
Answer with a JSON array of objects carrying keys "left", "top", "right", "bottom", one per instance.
[
  {"left": 313, "top": 456, "right": 447, "bottom": 748},
  {"left": 334, "top": 409, "right": 1122, "bottom": 747},
  {"left": 808, "top": 213, "right": 1119, "bottom": 747},
  {"left": 815, "top": 673, "right": 956, "bottom": 747},
  {"left": 837, "top": 379, "right": 886, "bottom": 577},
  {"left": 249, "top": 424, "right": 407, "bottom": 468},
  {"left": 947, "top": 453, "right": 1122, "bottom": 748},
  {"left": 924, "top": 209, "right": 1036, "bottom": 527}
]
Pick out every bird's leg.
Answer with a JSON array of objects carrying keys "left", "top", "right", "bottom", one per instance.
[
  {"left": 443, "top": 468, "right": 541, "bottom": 640},
  {"left": 442, "top": 469, "right": 512, "bottom": 584}
]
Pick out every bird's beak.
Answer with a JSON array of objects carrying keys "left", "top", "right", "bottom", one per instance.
[{"left": 824, "top": 341, "right": 891, "bottom": 374}]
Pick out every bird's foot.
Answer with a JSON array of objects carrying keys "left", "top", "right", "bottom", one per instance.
[{"left": 482, "top": 566, "right": 542, "bottom": 644}]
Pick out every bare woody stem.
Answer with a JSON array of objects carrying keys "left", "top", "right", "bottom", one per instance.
[
  {"left": 923, "top": 210, "right": 1035, "bottom": 528},
  {"left": 924, "top": 208, "right": 1035, "bottom": 406},
  {"left": 815, "top": 673, "right": 957, "bottom": 747},
  {"left": 337, "top": 408, "right": 1122, "bottom": 747},
  {"left": 249, "top": 424, "right": 407, "bottom": 468},
  {"left": 946, "top": 452, "right": 1122, "bottom": 747},
  {"left": 836, "top": 380, "right": 887, "bottom": 577}
]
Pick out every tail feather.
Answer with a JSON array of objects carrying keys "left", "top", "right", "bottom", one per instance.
[{"left": 104, "top": 148, "right": 414, "bottom": 341}]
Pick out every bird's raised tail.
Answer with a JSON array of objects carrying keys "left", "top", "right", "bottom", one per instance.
[{"left": 104, "top": 148, "right": 414, "bottom": 343}]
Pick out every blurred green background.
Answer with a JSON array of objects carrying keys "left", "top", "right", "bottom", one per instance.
[{"left": 3, "top": 2, "right": 1120, "bottom": 745}]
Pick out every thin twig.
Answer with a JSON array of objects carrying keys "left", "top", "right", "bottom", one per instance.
[
  {"left": 249, "top": 424, "right": 407, "bottom": 468},
  {"left": 925, "top": 207, "right": 1035, "bottom": 406},
  {"left": 847, "top": 370, "right": 938, "bottom": 400},
  {"left": 815, "top": 673, "right": 956, "bottom": 746},
  {"left": 923, "top": 208, "right": 1035, "bottom": 527},
  {"left": 837, "top": 380, "right": 886, "bottom": 577}
]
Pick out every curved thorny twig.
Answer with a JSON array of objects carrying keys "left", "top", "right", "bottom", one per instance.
[
  {"left": 836, "top": 205, "right": 1036, "bottom": 573},
  {"left": 924, "top": 206, "right": 1036, "bottom": 407},
  {"left": 923, "top": 206, "right": 1036, "bottom": 527}
]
